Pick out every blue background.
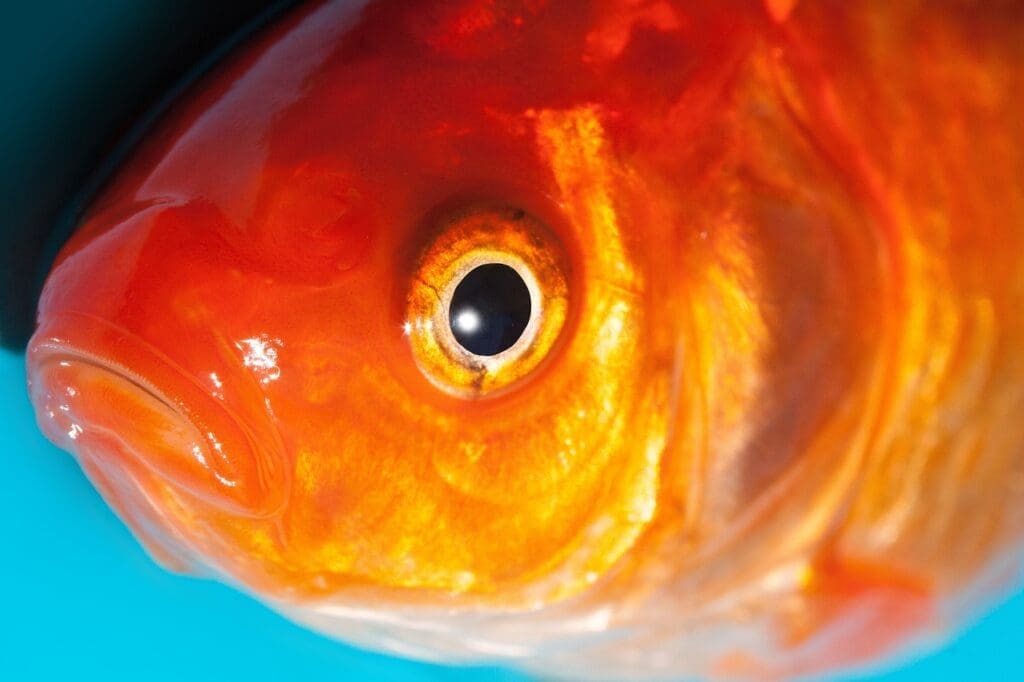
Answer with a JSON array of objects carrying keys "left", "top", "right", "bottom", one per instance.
[{"left": 1, "top": 347, "right": 1020, "bottom": 680}]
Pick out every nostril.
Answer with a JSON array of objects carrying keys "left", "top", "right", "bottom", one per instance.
[{"left": 27, "top": 312, "right": 286, "bottom": 517}]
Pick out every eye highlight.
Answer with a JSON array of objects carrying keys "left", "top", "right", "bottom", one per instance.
[
  {"left": 406, "top": 204, "right": 569, "bottom": 398},
  {"left": 448, "top": 262, "right": 533, "bottom": 356}
]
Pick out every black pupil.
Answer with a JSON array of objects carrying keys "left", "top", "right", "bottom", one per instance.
[{"left": 449, "top": 263, "right": 531, "bottom": 356}]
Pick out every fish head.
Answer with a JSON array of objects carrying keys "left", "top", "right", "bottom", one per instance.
[
  {"left": 25, "top": 0, "right": 1024, "bottom": 677},
  {"left": 24, "top": 0, "right": 705, "bottom": 602}
]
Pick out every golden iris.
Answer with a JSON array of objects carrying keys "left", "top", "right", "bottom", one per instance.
[{"left": 405, "top": 204, "right": 570, "bottom": 398}]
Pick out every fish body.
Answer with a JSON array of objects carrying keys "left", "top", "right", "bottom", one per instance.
[{"left": 27, "top": 1, "right": 1024, "bottom": 678}]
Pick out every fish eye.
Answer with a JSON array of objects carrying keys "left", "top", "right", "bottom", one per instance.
[
  {"left": 448, "top": 262, "right": 534, "bottom": 356},
  {"left": 406, "top": 204, "right": 569, "bottom": 398}
]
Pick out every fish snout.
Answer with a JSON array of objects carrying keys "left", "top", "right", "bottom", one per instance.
[{"left": 27, "top": 312, "right": 286, "bottom": 518}]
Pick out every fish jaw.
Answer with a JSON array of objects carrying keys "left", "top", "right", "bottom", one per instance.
[
  {"left": 28, "top": 312, "right": 285, "bottom": 519},
  {"left": 23, "top": 196, "right": 298, "bottom": 586}
]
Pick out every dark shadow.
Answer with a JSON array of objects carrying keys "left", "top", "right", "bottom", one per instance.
[{"left": 0, "top": 0, "right": 299, "bottom": 350}]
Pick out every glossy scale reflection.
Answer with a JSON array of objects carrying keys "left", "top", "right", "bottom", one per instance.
[{"left": 21, "top": 1, "right": 1024, "bottom": 679}]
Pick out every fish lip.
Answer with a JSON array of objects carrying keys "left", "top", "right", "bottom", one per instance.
[{"left": 27, "top": 310, "right": 287, "bottom": 518}]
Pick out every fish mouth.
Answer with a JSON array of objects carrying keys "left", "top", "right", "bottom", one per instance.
[{"left": 27, "top": 312, "right": 285, "bottom": 518}]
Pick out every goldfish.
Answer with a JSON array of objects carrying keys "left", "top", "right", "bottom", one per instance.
[{"left": 25, "top": 0, "right": 1024, "bottom": 678}]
